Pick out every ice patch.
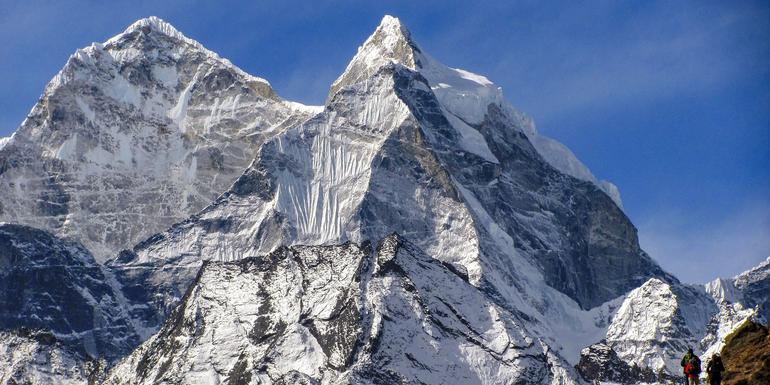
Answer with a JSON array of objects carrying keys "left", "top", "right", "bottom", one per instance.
[
  {"left": 599, "top": 180, "right": 623, "bottom": 208},
  {"left": 531, "top": 134, "right": 623, "bottom": 208},
  {"left": 531, "top": 135, "right": 594, "bottom": 182},
  {"left": 169, "top": 77, "right": 195, "bottom": 132},
  {"left": 151, "top": 65, "right": 178, "bottom": 89},
  {"left": 106, "top": 73, "right": 142, "bottom": 107},
  {"left": 0, "top": 136, "right": 10, "bottom": 151},
  {"left": 55, "top": 134, "right": 78, "bottom": 160},
  {"left": 454, "top": 68, "right": 494, "bottom": 86},
  {"left": 84, "top": 145, "right": 115, "bottom": 165},
  {"left": 418, "top": 53, "right": 504, "bottom": 125},
  {"left": 282, "top": 101, "right": 323, "bottom": 115},
  {"left": 75, "top": 97, "right": 96, "bottom": 122},
  {"left": 115, "top": 132, "right": 133, "bottom": 166},
  {"left": 184, "top": 156, "right": 197, "bottom": 183},
  {"left": 443, "top": 109, "right": 498, "bottom": 164}
]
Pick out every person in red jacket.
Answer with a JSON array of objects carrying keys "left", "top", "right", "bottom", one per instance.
[
  {"left": 684, "top": 354, "right": 702, "bottom": 385},
  {"left": 681, "top": 348, "right": 694, "bottom": 385}
]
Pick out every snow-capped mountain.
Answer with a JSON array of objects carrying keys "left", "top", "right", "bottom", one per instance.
[
  {"left": 101, "top": 15, "right": 684, "bottom": 384},
  {"left": 601, "top": 279, "right": 717, "bottom": 374},
  {"left": 96, "top": 20, "right": 680, "bottom": 380},
  {"left": 0, "top": 16, "right": 317, "bottom": 262},
  {"left": 105, "top": 17, "right": 767, "bottom": 384},
  {"left": 105, "top": 235, "right": 581, "bottom": 385},
  {"left": 0, "top": 15, "right": 765, "bottom": 385}
]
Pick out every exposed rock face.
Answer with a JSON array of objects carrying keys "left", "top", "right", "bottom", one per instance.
[
  {"left": 0, "top": 223, "right": 137, "bottom": 361},
  {"left": 720, "top": 321, "right": 770, "bottom": 385},
  {"left": 0, "top": 17, "right": 316, "bottom": 262},
  {"left": 105, "top": 235, "right": 582, "bottom": 385},
  {"left": 0, "top": 328, "right": 104, "bottom": 385},
  {"left": 576, "top": 342, "right": 665, "bottom": 384}
]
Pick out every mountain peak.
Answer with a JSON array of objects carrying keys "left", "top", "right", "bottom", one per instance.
[
  {"left": 366, "top": 15, "right": 416, "bottom": 61},
  {"left": 375, "top": 15, "right": 412, "bottom": 45},
  {"left": 735, "top": 256, "right": 770, "bottom": 287},
  {"left": 327, "top": 15, "right": 420, "bottom": 101},
  {"left": 379, "top": 14, "right": 402, "bottom": 28},
  {"left": 108, "top": 16, "right": 189, "bottom": 45},
  {"left": 97, "top": 16, "right": 271, "bottom": 87},
  {"left": 102, "top": 16, "right": 217, "bottom": 61}
]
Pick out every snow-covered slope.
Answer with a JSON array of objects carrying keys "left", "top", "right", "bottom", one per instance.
[
  {"left": 0, "top": 223, "right": 138, "bottom": 361},
  {"left": 0, "top": 16, "right": 315, "bottom": 262},
  {"left": 106, "top": 235, "right": 582, "bottom": 385}
]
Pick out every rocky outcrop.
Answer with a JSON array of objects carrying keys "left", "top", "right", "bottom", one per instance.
[
  {"left": 721, "top": 321, "right": 770, "bottom": 385},
  {"left": 0, "top": 328, "right": 104, "bottom": 385},
  {"left": 576, "top": 342, "right": 667, "bottom": 384}
]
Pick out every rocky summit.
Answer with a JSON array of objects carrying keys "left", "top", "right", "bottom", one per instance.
[{"left": 0, "top": 15, "right": 766, "bottom": 385}]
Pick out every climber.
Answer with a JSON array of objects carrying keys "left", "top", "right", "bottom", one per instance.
[
  {"left": 706, "top": 353, "right": 724, "bottom": 385},
  {"left": 684, "top": 353, "right": 702, "bottom": 385},
  {"left": 681, "top": 348, "right": 694, "bottom": 384}
]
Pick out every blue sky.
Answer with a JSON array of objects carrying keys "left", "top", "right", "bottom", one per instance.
[{"left": 1, "top": 0, "right": 768, "bottom": 283}]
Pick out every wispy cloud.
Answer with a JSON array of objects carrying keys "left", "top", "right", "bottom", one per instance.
[{"left": 638, "top": 200, "right": 770, "bottom": 283}]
